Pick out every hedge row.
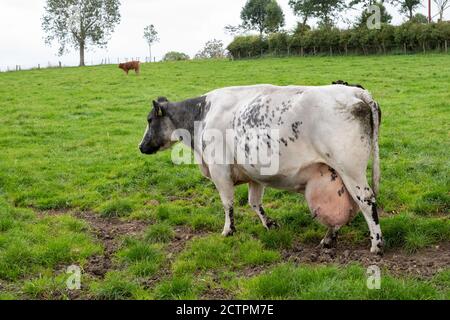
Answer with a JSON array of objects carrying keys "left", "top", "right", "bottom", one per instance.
[{"left": 227, "top": 22, "right": 450, "bottom": 58}]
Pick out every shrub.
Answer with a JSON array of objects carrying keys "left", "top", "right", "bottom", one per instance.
[
  {"left": 227, "top": 22, "right": 450, "bottom": 59},
  {"left": 163, "top": 51, "right": 190, "bottom": 61}
]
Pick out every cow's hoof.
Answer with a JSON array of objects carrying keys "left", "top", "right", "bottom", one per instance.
[
  {"left": 370, "top": 241, "right": 384, "bottom": 256},
  {"left": 319, "top": 238, "right": 337, "bottom": 249},
  {"left": 265, "top": 219, "right": 279, "bottom": 230},
  {"left": 221, "top": 228, "right": 236, "bottom": 237}
]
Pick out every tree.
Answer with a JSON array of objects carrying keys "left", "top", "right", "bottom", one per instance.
[
  {"left": 241, "top": 0, "right": 285, "bottom": 36},
  {"left": 433, "top": 0, "right": 450, "bottom": 21},
  {"left": 163, "top": 52, "right": 190, "bottom": 61},
  {"left": 314, "top": 0, "right": 346, "bottom": 27},
  {"left": 144, "top": 25, "right": 159, "bottom": 62},
  {"left": 349, "top": 0, "right": 386, "bottom": 7},
  {"left": 42, "top": 0, "right": 121, "bottom": 67},
  {"left": 195, "top": 39, "right": 226, "bottom": 59},
  {"left": 288, "top": 0, "right": 317, "bottom": 26},
  {"left": 392, "top": 0, "right": 422, "bottom": 21},
  {"left": 410, "top": 13, "right": 429, "bottom": 23}
]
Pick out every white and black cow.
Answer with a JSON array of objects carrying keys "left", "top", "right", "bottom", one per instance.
[{"left": 139, "top": 84, "right": 383, "bottom": 254}]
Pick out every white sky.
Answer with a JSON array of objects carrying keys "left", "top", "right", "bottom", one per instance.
[{"left": 0, "top": 0, "right": 447, "bottom": 70}]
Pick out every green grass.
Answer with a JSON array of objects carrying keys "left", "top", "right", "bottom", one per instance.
[
  {"left": 0, "top": 55, "right": 449, "bottom": 299},
  {"left": 173, "top": 234, "right": 280, "bottom": 274},
  {"left": 145, "top": 223, "right": 175, "bottom": 244},
  {"left": 235, "top": 263, "right": 449, "bottom": 300},
  {"left": 0, "top": 199, "right": 101, "bottom": 282}
]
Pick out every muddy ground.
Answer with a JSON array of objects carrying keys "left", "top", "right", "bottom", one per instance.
[{"left": 39, "top": 211, "right": 449, "bottom": 299}]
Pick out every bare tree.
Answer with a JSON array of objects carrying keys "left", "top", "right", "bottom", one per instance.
[
  {"left": 195, "top": 39, "right": 226, "bottom": 59},
  {"left": 433, "top": 0, "right": 449, "bottom": 21}
]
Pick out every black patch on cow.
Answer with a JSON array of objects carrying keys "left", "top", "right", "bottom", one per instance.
[
  {"left": 372, "top": 203, "right": 380, "bottom": 225},
  {"left": 165, "top": 95, "right": 211, "bottom": 148},
  {"left": 157, "top": 96, "right": 169, "bottom": 103},
  {"left": 332, "top": 80, "right": 366, "bottom": 90},
  {"left": 329, "top": 168, "right": 338, "bottom": 181},
  {"left": 337, "top": 185, "right": 345, "bottom": 197},
  {"left": 229, "top": 207, "right": 235, "bottom": 229},
  {"left": 259, "top": 206, "right": 267, "bottom": 217},
  {"left": 244, "top": 144, "right": 250, "bottom": 155},
  {"left": 280, "top": 138, "right": 288, "bottom": 147},
  {"left": 351, "top": 102, "right": 373, "bottom": 137}
]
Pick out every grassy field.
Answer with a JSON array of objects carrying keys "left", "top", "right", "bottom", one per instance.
[{"left": 0, "top": 54, "right": 449, "bottom": 300}]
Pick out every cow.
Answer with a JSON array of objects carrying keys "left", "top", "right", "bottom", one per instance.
[
  {"left": 119, "top": 61, "right": 141, "bottom": 75},
  {"left": 139, "top": 84, "right": 383, "bottom": 254}
]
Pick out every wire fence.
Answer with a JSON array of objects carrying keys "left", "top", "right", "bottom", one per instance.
[{"left": 0, "top": 56, "right": 157, "bottom": 73}]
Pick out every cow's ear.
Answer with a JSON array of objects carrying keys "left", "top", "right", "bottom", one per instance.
[{"left": 152, "top": 100, "right": 164, "bottom": 117}]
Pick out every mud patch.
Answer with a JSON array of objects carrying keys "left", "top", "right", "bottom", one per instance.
[
  {"left": 282, "top": 242, "right": 450, "bottom": 279},
  {"left": 73, "top": 212, "right": 149, "bottom": 278}
]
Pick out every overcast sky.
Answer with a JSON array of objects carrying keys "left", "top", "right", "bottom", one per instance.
[{"left": 0, "top": 0, "right": 447, "bottom": 70}]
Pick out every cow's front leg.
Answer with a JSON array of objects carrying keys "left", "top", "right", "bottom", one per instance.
[
  {"left": 210, "top": 165, "right": 236, "bottom": 236},
  {"left": 249, "top": 181, "right": 278, "bottom": 230}
]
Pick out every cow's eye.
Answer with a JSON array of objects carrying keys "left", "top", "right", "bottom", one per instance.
[{"left": 148, "top": 118, "right": 152, "bottom": 123}]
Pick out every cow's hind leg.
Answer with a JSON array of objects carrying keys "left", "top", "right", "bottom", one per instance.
[
  {"left": 248, "top": 181, "right": 278, "bottom": 230},
  {"left": 339, "top": 175, "right": 384, "bottom": 255},
  {"left": 209, "top": 165, "right": 236, "bottom": 236},
  {"left": 319, "top": 227, "right": 340, "bottom": 249}
]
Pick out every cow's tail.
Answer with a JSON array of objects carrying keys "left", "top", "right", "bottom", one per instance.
[{"left": 360, "top": 91, "right": 381, "bottom": 197}]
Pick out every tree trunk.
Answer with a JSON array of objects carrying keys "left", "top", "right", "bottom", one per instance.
[
  {"left": 149, "top": 44, "right": 152, "bottom": 63},
  {"left": 259, "top": 30, "right": 264, "bottom": 57},
  {"left": 79, "top": 42, "right": 85, "bottom": 67}
]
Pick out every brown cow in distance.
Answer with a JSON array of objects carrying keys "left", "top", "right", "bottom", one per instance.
[{"left": 119, "top": 61, "right": 140, "bottom": 75}]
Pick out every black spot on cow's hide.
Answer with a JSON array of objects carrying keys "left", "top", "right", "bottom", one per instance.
[
  {"left": 351, "top": 102, "right": 373, "bottom": 137},
  {"left": 372, "top": 203, "right": 379, "bottom": 225},
  {"left": 329, "top": 168, "right": 338, "bottom": 181},
  {"left": 337, "top": 185, "right": 345, "bottom": 197}
]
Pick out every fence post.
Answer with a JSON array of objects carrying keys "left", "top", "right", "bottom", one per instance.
[
  {"left": 403, "top": 43, "right": 406, "bottom": 54},
  {"left": 59, "top": 61, "right": 62, "bottom": 68},
  {"left": 446, "top": 40, "right": 448, "bottom": 53}
]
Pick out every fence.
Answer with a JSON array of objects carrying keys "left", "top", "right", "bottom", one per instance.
[{"left": 0, "top": 56, "right": 157, "bottom": 73}]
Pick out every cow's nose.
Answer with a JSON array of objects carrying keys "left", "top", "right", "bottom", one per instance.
[{"left": 139, "top": 145, "right": 144, "bottom": 153}]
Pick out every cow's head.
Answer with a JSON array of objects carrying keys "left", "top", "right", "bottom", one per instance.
[{"left": 139, "top": 97, "right": 176, "bottom": 155}]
